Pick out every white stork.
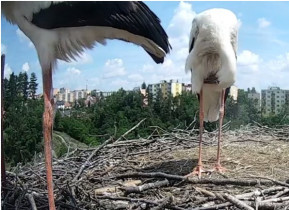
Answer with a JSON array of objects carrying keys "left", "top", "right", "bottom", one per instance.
[
  {"left": 185, "top": 8, "right": 238, "bottom": 178},
  {"left": 2, "top": 2, "right": 171, "bottom": 209}
]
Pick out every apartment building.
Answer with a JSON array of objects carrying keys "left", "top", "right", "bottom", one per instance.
[
  {"left": 148, "top": 79, "right": 183, "bottom": 100},
  {"left": 55, "top": 88, "right": 90, "bottom": 103},
  {"left": 261, "top": 87, "right": 289, "bottom": 115},
  {"left": 247, "top": 88, "right": 261, "bottom": 110}
]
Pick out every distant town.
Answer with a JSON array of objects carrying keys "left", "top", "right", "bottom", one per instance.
[{"left": 48, "top": 79, "right": 288, "bottom": 117}]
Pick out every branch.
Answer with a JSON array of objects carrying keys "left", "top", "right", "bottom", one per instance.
[
  {"left": 114, "top": 172, "right": 274, "bottom": 186},
  {"left": 222, "top": 193, "right": 254, "bottom": 210},
  {"left": 122, "top": 179, "right": 169, "bottom": 194},
  {"left": 115, "top": 118, "right": 146, "bottom": 142},
  {"left": 26, "top": 193, "right": 37, "bottom": 210},
  {"left": 151, "top": 196, "right": 173, "bottom": 210},
  {"left": 72, "top": 137, "right": 115, "bottom": 182}
]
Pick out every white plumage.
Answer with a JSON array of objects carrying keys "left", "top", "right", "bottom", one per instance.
[
  {"left": 186, "top": 8, "right": 238, "bottom": 122},
  {"left": 185, "top": 8, "right": 239, "bottom": 178}
]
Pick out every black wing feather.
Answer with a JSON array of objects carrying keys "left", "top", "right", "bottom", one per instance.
[{"left": 31, "top": 1, "right": 171, "bottom": 63}]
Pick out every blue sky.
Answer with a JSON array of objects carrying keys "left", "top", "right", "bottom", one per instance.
[{"left": 1, "top": 1, "right": 289, "bottom": 93}]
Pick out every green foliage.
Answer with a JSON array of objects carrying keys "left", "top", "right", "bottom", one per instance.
[
  {"left": 3, "top": 72, "right": 43, "bottom": 166},
  {"left": 4, "top": 73, "right": 287, "bottom": 167},
  {"left": 29, "top": 72, "right": 38, "bottom": 99}
]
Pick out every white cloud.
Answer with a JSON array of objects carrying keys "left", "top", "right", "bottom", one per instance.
[
  {"left": 237, "top": 50, "right": 262, "bottom": 72},
  {"left": 168, "top": 1, "right": 196, "bottom": 37},
  {"left": 22, "top": 62, "right": 30, "bottom": 72},
  {"left": 16, "top": 29, "right": 34, "bottom": 48},
  {"left": 236, "top": 51, "right": 289, "bottom": 91},
  {"left": 1, "top": 43, "right": 7, "bottom": 54},
  {"left": 110, "top": 79, "right": 130, "bottom": 88},
  {"left": 103, "top": 58, "right": 126, "bottom": 78},
  {"left": 4, "top": 64, "right": 13, "bottom": 78},
  {"left": 128, "top": 74, "right": 144, "bottom": 82},
  {"left": 257, "top": 18, "right": 271, "bottom": 28},
  {"left": 267, "top": 53, "right": 289, "bottom": 72},
  {"left": 67, "top": 67, "right": 81, "bottom": 75}
]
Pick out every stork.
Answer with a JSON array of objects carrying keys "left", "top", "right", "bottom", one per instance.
[
  {"left": 185, "top": 8, "right": 238, "bottom": 178},
  {"left": 1, "top": 2, "right": 171, "bottom": 209}
]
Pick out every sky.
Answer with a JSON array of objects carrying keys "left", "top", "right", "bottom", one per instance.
[{"left": 1, "top": 1, "right": 289, "bottom": 94}]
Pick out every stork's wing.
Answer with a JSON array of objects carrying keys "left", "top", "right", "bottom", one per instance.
[{"left": 31, "top": 1, "right": 171, "bottom": 63}]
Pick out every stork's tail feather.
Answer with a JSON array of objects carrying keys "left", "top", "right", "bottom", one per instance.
[{"left": 202, "top": 85, "right": 222, "bottom": 122}]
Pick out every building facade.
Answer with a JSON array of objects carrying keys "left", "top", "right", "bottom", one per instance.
[
  {"left": 248, "top": 89, "right": 261, "bottom": 111},
  {"left": 261, "top": 87, "right": 289, "bottom": 115},
  {"left": 148, "top": 79, "right": 183, "bottom": 100}
]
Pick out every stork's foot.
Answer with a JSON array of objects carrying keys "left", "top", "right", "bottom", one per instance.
[
  {"left": 186, "top": 165, "right": 206, "bottom": 179},
  {"left": 213, "top": 163, "right": 226, "bottom": 173}
]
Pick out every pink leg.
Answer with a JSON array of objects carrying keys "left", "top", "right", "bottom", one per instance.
[
  {"left": 214, "top": 88, "right": 226, "bottom": 172},
  {"left": 42, "top": 69, "right": 56, "bottom": 210},
  {"left": 187, "top": 88, "right": 205, "bottom": 178}
]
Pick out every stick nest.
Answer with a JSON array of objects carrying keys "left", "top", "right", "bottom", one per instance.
[{"left": 2, "top": 123, "right": 289, "bottom": 209}]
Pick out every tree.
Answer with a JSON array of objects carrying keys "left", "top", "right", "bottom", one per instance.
[
  {"left": 3, "top": 72, "right": 43, "bottom": 166},
  {"left": 18, "top": 72, "right": 29, "bottom": 100},
  {"left": 141, "top": 82, "right": 146, "bottom": 89},
  {"left": 29, "top": 72, "right": 38, "bottom": 99}
]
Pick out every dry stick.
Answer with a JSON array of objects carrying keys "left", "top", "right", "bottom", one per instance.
[
  {"left": 96, "top": 195, "right": 185, "bottom": 210},
  {"left": 246, "top": 201, "right": 289, "bottom": 209},
  {"left": 115, "top": 118, "right": 146, "bottom": 142},
  {"left": 72, "top": 137, "right": 114, "bottom": 182},
  {"left": 73, "top": 118, "right": 147, "bottom": 182},
  {"left": 151, "top": 196, "right": 173, "bottom": 210},
  {"left": 115, "top": 172, "right": 273, "bottom": 186},
  {"left": 96, "top": 195, "right": 158, "bottom": 206},
  {"left": 26, "top": 193, "right": 37, "bottom": 210},
  {"left": 222, "top": 193, "right": 254, "bottom": 210},
  {"left": 235, "top": 186, "right": 285, "bottom": 199},
  {"left": 199, "top": 185, "right": 285, "bottom": 208},
  {"left": 122, "top": 179, "right": 169, "bottom": 194},
  {"left": 193, "top": 202, "right": 232, "bottom": 210},
  {"left": 260, "top": 196, "right": 289, "bottom": 203},
  {"left": 271, "top": 188, "right": 289, "bottom": 198},
  {"left": 249, "top": 176, "right": 289, "bottom": 188}
]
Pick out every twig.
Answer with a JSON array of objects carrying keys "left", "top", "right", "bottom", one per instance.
[
  {"left": 122, "top": 179, "right": 169, "bottom": 194},
  {"left": 96, "top": 195, "right": 159, "bottom": 206},
  {"left": 115, "top": 118, "right": 146, "bottom": 142},
  {"left": 247, "top": 176, "right": 289, "bottom": 187},
  {"left": 72, "top": 137, "right": 114, "bottom": 182},
  {"left": 26, "top": 193, "right": 37, "bottom": 210},
  {"left": 115, "top": 172, "right": 274, "bottom": 186},
  {"left": 222, "top": 193, "right": 254, "bottom": 210},
  {"left": 260, "top": 196, "right": 289, "bottom": 203},
  {"left": 151, "top": 196, "right": 173, "bottom": 210}
]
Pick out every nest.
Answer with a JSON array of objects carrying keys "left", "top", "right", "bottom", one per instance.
[{"left": 2, "top": 122, "right": 289, "bottom": 209}]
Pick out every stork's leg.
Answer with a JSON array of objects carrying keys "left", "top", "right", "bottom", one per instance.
[
  {"left": 214, "top": 88, "right": 226, "bottom": 172},
  {"left": 186, "top": 88, "right": 205, "bottom": 178},
  {"left": 42, "top": 69, "right": 56, "bottom": 210}
]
